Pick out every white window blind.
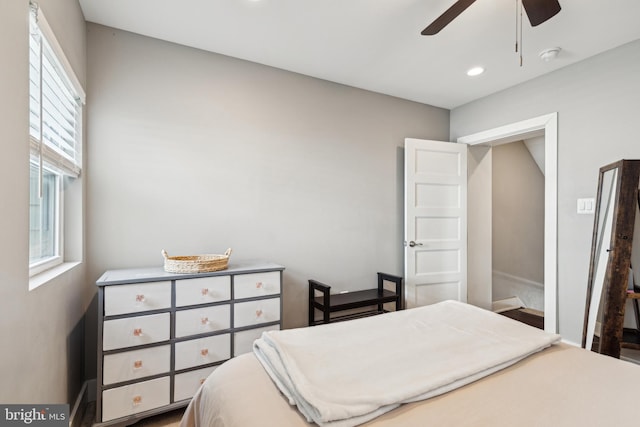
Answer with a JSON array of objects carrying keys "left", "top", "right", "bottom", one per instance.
[
  {"left": 29, "top": 2, "right": 85, "bottom": 178},
  {"left": 28, "top": 2, "right": 85, "bottom": 277}
]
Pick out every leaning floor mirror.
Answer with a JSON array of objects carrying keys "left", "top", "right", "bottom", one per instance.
[{"left": 582, "top": 160, "right": 640, "bottom": 358}]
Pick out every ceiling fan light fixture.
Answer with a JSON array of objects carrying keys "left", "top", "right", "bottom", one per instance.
[
  {"left": 539, "top": 47, "right": 561, "bottom": 62},
  {"left": 466, "top": 66, "right": 485, "bottom": 77}
]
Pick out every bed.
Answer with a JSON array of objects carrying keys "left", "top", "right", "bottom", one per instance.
[{"left": 181, "top": 301, "right": 640, "bottom": 427}]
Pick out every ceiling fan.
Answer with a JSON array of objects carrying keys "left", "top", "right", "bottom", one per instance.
[{"left": 421, "top": 0, "right": 561, "bottom": 36}]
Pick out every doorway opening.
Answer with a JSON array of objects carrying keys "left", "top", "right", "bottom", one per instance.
[
  {"left": 458, "top": 113, "right": 557, "bottom": 333},
  {"left": 491, "top": 138, "right": 545, "bottom": 329}
]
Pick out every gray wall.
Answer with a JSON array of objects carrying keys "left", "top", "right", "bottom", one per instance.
[
  {"left": 451, "top": 39, "right": 640, "bottom": 344},
  {"left": 0, "top": 0, "right": 88, "bottom": 404},
  {"left": 492, "top": 141, "right": 544, "bottom": 283},
  {"left": 85, "top": 24, "right": 449, "bottom": 337}
]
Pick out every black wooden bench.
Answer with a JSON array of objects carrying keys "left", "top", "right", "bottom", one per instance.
[{"left": 308, "top": 272, "right": 403, "bottom": 326}]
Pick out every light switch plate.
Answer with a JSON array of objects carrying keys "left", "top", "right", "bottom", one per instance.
[{"left": 577, "top": 198, "right": 595, "bottom": 214}]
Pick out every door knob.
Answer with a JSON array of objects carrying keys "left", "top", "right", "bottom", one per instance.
[{"left": 408, "top": 241, "right": 423, "bottom": 247}]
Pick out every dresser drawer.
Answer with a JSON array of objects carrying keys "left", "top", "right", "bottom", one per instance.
[
  {"left": 101, "top": 376, "right": 170, "bottom": 422},
  {"left": 175, "top": 334, "right": 231, "bottom": 370},
  {"left": 103, "top": 313, "right": 170, "bottom": 351},
  {"left": 102, "top": 345, "right": 170, "bottom": 386},
  {"left": 234, "top": 324, "right": 280, "bottom": 356},
  {"left": 234, "top": 298, "right": 280, "bottom": 328},
  {"left": 104, "top": 282, "right": 171, "bottom": 316},
  {"left": 234, "top": 271, "right": 280, "bottom": 299},
  {"left": 174, "top": 366, "right": 217, "bottom": 402},
  {"left": 175, "top": 305, "right": 230, "bottom": 338},
  {"left": 175, "top": 276, "right": 231, "bottom": 307}
]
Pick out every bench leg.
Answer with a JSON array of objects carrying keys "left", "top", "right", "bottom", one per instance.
[
  {"left": 377, "top": 272, "right": 404, "bottom": 311},
  {"left": 309, "top": 283, "right": 315, "bottom": 326},
  {"left": 323, "top": 291, "right": 330, "bottom": 324}
]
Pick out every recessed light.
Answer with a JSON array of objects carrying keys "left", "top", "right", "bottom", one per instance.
[
  {"left": 539, "top": 47, "right": 561, "bottom": 62},
  {"left": 466, "top": 66, "right": 485, "bottom": 77}
]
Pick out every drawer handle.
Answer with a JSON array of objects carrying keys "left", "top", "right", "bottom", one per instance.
[
  {"left": 135, "top": 294, "right": 145, "bottom": 303},
  {"left": 133, "top": 328, "right": 143, "bottom": 337},
  {"left": 255, "top": 282, "right": 263, "bottom": 289},
  {"left": 201, "top": 317, "right": 209, "bottom": 325},
  {"left": 200, "top": 348, "right": 209, "bottom": 357},
  {"left": 201, "top": 288, "right": 209, "bottom": 296},
  {"left": 255, "top": 309, "right": 263, "bottom": 318},
  {"left": 133, "top": 360, "right": 143, "bottom": 369},
  {"left": 132, "top": 395, "right": 142, "bottom": 406}
]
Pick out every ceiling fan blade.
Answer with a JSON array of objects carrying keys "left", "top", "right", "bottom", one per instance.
[
  {"left": 421, "top": 0, "right": 477, "bottom": 36},
  {"left": 521, "top": 0, "right": 561, "bottom": 27}
]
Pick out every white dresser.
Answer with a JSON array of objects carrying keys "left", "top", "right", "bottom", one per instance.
[{"left": 94, "top": 261, "right": 284, "bottom": 426}]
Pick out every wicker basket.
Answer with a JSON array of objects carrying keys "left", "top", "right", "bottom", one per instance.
[{"left": 162, "top": 248, "right": 232, "bottom": 273}]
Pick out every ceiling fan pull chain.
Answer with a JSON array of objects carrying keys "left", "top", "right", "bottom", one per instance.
[
  {"left": 515, "top": 0, "right": 519, "bottom": 53},
  {"left": 519, "top": 0, "right": 524, "bottom": 66}
]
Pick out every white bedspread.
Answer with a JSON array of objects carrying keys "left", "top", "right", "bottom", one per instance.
[{"left": 253, "top": 300, "right": 560, "bottom": 427}]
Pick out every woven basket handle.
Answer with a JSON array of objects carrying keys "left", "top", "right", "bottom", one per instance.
[
  {"left": 224, "top": 248, "right": 232, "bottom": 257},
  {"left": 161, "top": 249, "right": 169, "bottom": 259}
]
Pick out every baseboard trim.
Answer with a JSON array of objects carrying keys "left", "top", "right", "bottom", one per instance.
[
  {"left": 69, "top": 381, "right": 88, "bottom": 427},
  {"left": 493, "top": 270, "right": 544, "bottom": 289},
  {"left": 69, "top": 379, "right": 96, "bottom": 427}
]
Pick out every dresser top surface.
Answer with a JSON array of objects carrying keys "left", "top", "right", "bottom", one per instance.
[{"left": 96, "top": 260, "right": 285, "bottom": 286}]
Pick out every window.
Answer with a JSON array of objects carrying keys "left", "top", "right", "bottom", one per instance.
[
  {"left": 28, "top": 2, "right": 85, "bottom": 277},
  {"left": 29, "top": 164, "right": 60, "bottom": 268}
]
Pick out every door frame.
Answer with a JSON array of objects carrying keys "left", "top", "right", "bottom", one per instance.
[{"left": 457, "top": 112, "right": 558, "bottom": 333}]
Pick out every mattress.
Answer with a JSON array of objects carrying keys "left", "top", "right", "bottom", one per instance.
[{"left": 181, "top": 316, "right": 640, "bottom": 427}]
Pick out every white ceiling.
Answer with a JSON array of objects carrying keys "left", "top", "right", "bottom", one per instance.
[{"left": 78, "top": 0, "right": 640, "bottom": 109}]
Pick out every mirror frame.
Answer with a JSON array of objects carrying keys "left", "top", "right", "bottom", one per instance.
[{"left": 582, "top": 160, "right": 640, "bottom": 358}]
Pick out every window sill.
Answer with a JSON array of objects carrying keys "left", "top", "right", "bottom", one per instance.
[{"left": 29, "top": 261, "right": 82, "bottom": 291}]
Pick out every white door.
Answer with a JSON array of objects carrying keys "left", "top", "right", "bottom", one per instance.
[{"left": 404, "top": 138, "right": 467, "bottom": 309}]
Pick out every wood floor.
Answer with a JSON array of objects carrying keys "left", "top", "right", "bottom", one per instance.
[
  {"left": 79, "top": 402, "right": 184, "bottom": 427},
  {"left": 129, "top": 409, "right": 184, "bottom": 427},
  {"left": 500, "top": 307, "right": 544, "bottom": 329}
]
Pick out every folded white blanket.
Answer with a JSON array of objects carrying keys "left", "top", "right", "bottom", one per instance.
[{"left": 253, "top": 300, "right": 560, "bottom": 427}]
